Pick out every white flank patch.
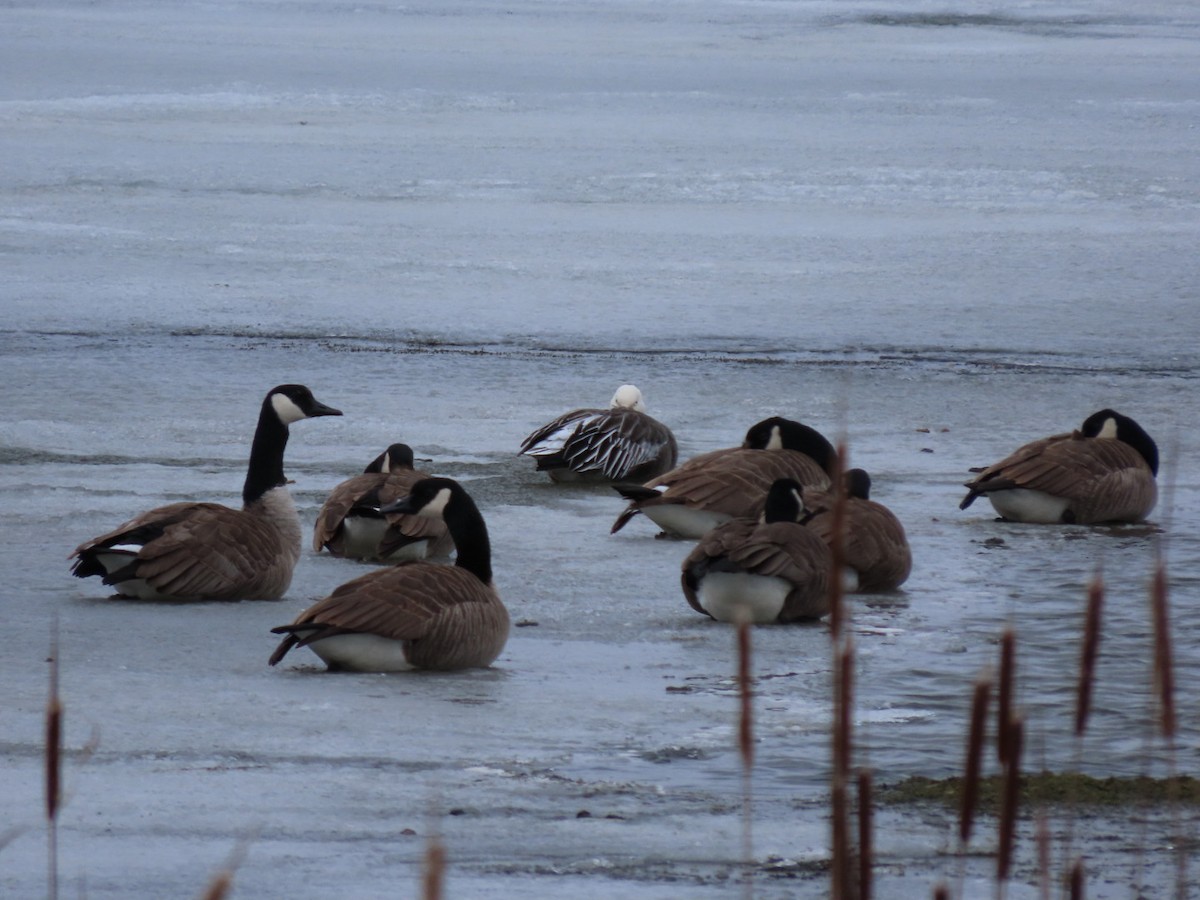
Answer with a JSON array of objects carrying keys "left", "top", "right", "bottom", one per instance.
[
  {"left": 698, "top": 572, "right": 790, "bottom": 624},
  {"left": 644, "top": 505, "right": 731, "bottom": 539},
  {"left": 271, "top": 392, "right": 307, "bottom": 424},
  {"left": 308, "top": 633, "right": 415, "bottom": 672},
  {"left": 988, "top": 488, "right": 1070, "bottom": 524}
]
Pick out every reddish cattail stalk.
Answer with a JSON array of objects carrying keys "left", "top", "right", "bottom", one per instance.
[
  {"left": 422, "top": 835, "right": 447, "bottom": 900},
  {"left": 996, "top": 714, "right": 1024, "bottom": 883},
  {"left": 959, "top": 673, "right": 992, "bottom": 846},
  {"left": 198, "top": 832, "right": 255, "bottom": 900},
  {"left": 828, "top": 442, "right": 848, "bottom": 641},
  {"left": 45, "top": 621, "right": 62, "bottom": 900},
  {"left": 996, "top": 627, "right": 1016, "bottom": 766},
  {"left": 857, "top": 768, "right": 873, "bottom": 900},
  {"left": 831, "top": 640, "right": 856, "bottom": 900},
  {"left": 932, "top": 885, "right": 950, "bottom": 900},
  {"left": 1068, "top": 858, "right": 1085, "bottom": 899},
  {"left": 1035, "top": 812, "right": 1051, "bottom": 900},
  {"left": 1150, "top": 558, "right": 1175, "bottom": 739},
  {"left": 737, "top": 620, "right": 754, "bottom": 900},
  {"left": 1074, "top": 571, "right": 1105, "bottom": 737}
]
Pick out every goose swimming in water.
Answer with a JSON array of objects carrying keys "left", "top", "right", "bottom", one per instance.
[
  {"left": 960, "top": 409, "right": 1158, "bottom": 524},
  {"left": 70, "top": 384, "right": 343, "bottom": 601},
  {"left": 270, "top": 477, "right": 509, "bottom": 672},
  {"left": 519, "top": 384, "right": 678, "bottom": 483},
  {"left": 802, "top": 468, "right": 912, "bottom": 592},
  {"left": 312, "top": 442, "right": 453, "bottom": 562},
  {"left": 610, "top": 416, "right": 837, "bottom": 539},
  {"left": 681, "top": 478, "right": 832, "bottom": 624}
]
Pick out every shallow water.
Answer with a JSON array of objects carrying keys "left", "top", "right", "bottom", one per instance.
[{"left": 3, "top": 1, "right": 1200, "bottom": 897}]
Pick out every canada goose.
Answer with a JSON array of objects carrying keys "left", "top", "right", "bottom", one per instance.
[
  {"left": 312, "top": 443, "right": 453, "bottom": 562},
  {"left": 610, "top": 416, "right": 837, "bottom": 539},
  {"left": 70, "top": 384, "right": 343, "bottom": 601},
  {"left": 959, "top": 409, "right": 1158, "bottom": 524},
  {"left": 269, "top": 477, "right": 509, "bottom": 672},
  {"left": 681, "top": 479, "right": 831, "bottom": 624},
  {"left": 802, "top": 469, "right": 912, "bottom": 592},
  {"left": 519, "top": 384, "right": 678, "bottom": 483}
]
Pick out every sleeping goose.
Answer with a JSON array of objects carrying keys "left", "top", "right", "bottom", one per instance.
[
  {"left": 269, "top": 477, "right": 509, "bottom": 672},
  {"left": 312, "top": 443, "right": 453, "bottom": 562},
  {"left": 802, "top": 468, "right": 912, "bottom": 592},
  {"left": 70, "top": 384, "right": 343, "bottom": 601},
  {"left": 610, "top": 416, "right": 837, "bottom": 539},
  {"left": 519, "top": 384, "right": 678, "bottom": 483},
  {"left": 681, "top": 478, "right": 831, "bottom": 624},
  {"left": 959, "top": 409, "right": 1158, "bottom": 524}
]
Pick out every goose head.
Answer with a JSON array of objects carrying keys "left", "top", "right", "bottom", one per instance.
[
  {"left": 610, "top": 384, "right": 647, "bottom": 412},
  {"left": 844, "top": 468, "right": 871, "bottom": 500},
  {"left": 267, "top": 384, "right": 343, "bottom": 424},
  {"left": 1080, "top": 409, "right": 1159, "bottom": 475},
  {"left": 761, "top": 478, "right": 809, "bottom": 525},
  {"left": 742, "top": 417, "right": 836, "bottom": 471},
  {"left": 379, "top": 476, "right": 459, "bottom": 520},
  {"left": 364, "top": 443, "right": 416, "bottom": 475}
]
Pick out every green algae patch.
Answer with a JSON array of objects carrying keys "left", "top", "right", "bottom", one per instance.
[{"left": 880, "top": 772, "right": 1200, "bottom": 810}]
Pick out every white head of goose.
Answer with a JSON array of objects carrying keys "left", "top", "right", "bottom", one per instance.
[
  {"left": 960, "top": 409, "right": 1159, "bottom": 524},
  {"left": 802, "top": 468, "right": 912, "bottom": 592},
  {"left": 312, "top": 442, "right": 454, "bottom": 562},
  {"left": 270, "top": 476, "right": 509, "bottom": 672},
  {"left": 518, "top": 384, "right": 678, "bottom": 484},
  {"left": 70, "top": 384, "right": 342, "bottom": 601},
  {"left": 681, "top": 478, "right": 832, "bottom": 624},
  {"left": 610, "top": 415, "right": 837, "bottom": 539}
]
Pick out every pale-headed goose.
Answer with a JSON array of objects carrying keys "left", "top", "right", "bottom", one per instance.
[
  {"left": 312, "top": 443, "right": 453, "bottom": 562},
  {"left": 960, "top": 409, "right": 1158, "bottom": 524},
  {"left": 269, "top": 477, "right": 509, "bottom": 672},
  {"left": 802, "top": 468, "right": 912, "bottom": 592},
  {"left": 610, "top": 416, "right": 837, "bottom": 539},
  {"left": 681, "top": 478, "right": 831, "bottom": 624},
  {"left": 70, "top": 384, "right": 343, "bottom": 601},
  {"left": 519, "top": 384, "right": 678, "bottom": 483}
]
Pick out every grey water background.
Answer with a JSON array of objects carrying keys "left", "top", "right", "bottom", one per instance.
[{"left": 3, "top": 1, "right": 1199, "bottom": 897}]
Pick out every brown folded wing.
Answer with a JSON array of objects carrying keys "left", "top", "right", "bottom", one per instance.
[
  {"left": 682, "top": 519, "right": 831, "bottom": 620},
  {"left": 963, "top": 432, "right": 1156, "bottom": 523},
  {"left": 649, "top": 448, "right": 832, "bottom": 518},
  {"left": 312, "top": 471, "right": 451, "bottom": 556},
  {"left": 73, "top": 501, "right": 296, "bottom": 600},
  {"left": 803, "top": 490, "right": 912, "bottom": 591},
  {"left": 274, "top": 562, "right": 509, "bottom": 670}
]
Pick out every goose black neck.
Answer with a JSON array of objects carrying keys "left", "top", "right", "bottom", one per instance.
[
  {"left": 243, "top": 400, "right": 290, "bottom": 506},
  {"left": 446, "top": 491, "right": 493, "bottom": 584}
]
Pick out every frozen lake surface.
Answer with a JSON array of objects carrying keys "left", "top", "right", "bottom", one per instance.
[{"left": 2, "top": 1, "right": 1199, "bottom": 897}]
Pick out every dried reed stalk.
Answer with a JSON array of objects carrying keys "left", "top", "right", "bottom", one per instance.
[
  {"left": 1074, "top": 571, "right": 1104, "bottom": 737},
  {"left": 45, "top": 620, "right": 62, "bottom": 900},
  {"left": 827, "top": 442, "right": 849, "bottom": 641},
  {"left": 197, "top": 831, "right": 255, "bottom": 900},
  {"left": 857, "top": 768, "right": 873, "bottom": 900},
  {"left": 932, "top": 885, "right": 950, "bottom": 900},
  {"left": 1035, "top": 812, "right": 1051, "bottom": 900},
  {"left": 959, "top": 673, "right": 991, "bottom": 847},
  {"left": 996, "top": 714, "right": 1024, "bottom": 884},
  {"left": 737, "top": 620, "right": 755, "bottom": 900},
  {"left": 996, "top": 627, "right": 1015, "bottom": 767},
  {"left": 1067, "top": 858, "right": 1084, "bottom": 899},
  {"left": 422, "top": 834, "right": 447, "bottom": 900},
  {"left": 1150, "top": 558, "right": 1175, "bottom": 739},
  {"left": 831, "top": 640, "right": 856, "bottom": 900}
]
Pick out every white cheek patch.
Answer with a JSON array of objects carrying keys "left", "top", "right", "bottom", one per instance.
[
  {"left": 418, "top": 486, "right": 453, "bottom": 519},
  {"left": 765, "top": 425, "right": 783, "bottom": 451},
  {"left": 1097, "top": 417, "right": 1119, "bottom": 439},
  {"left": 271, "top": 393, "right": 307, "bottom": 425}
]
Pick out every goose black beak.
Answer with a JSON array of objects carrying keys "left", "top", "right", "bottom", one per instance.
[
  {"left": 378, "top": 495, "right": 414, "bottom": 516},
  {"left": 310, "top": 402, "right": 343, "bottom": 418}
]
